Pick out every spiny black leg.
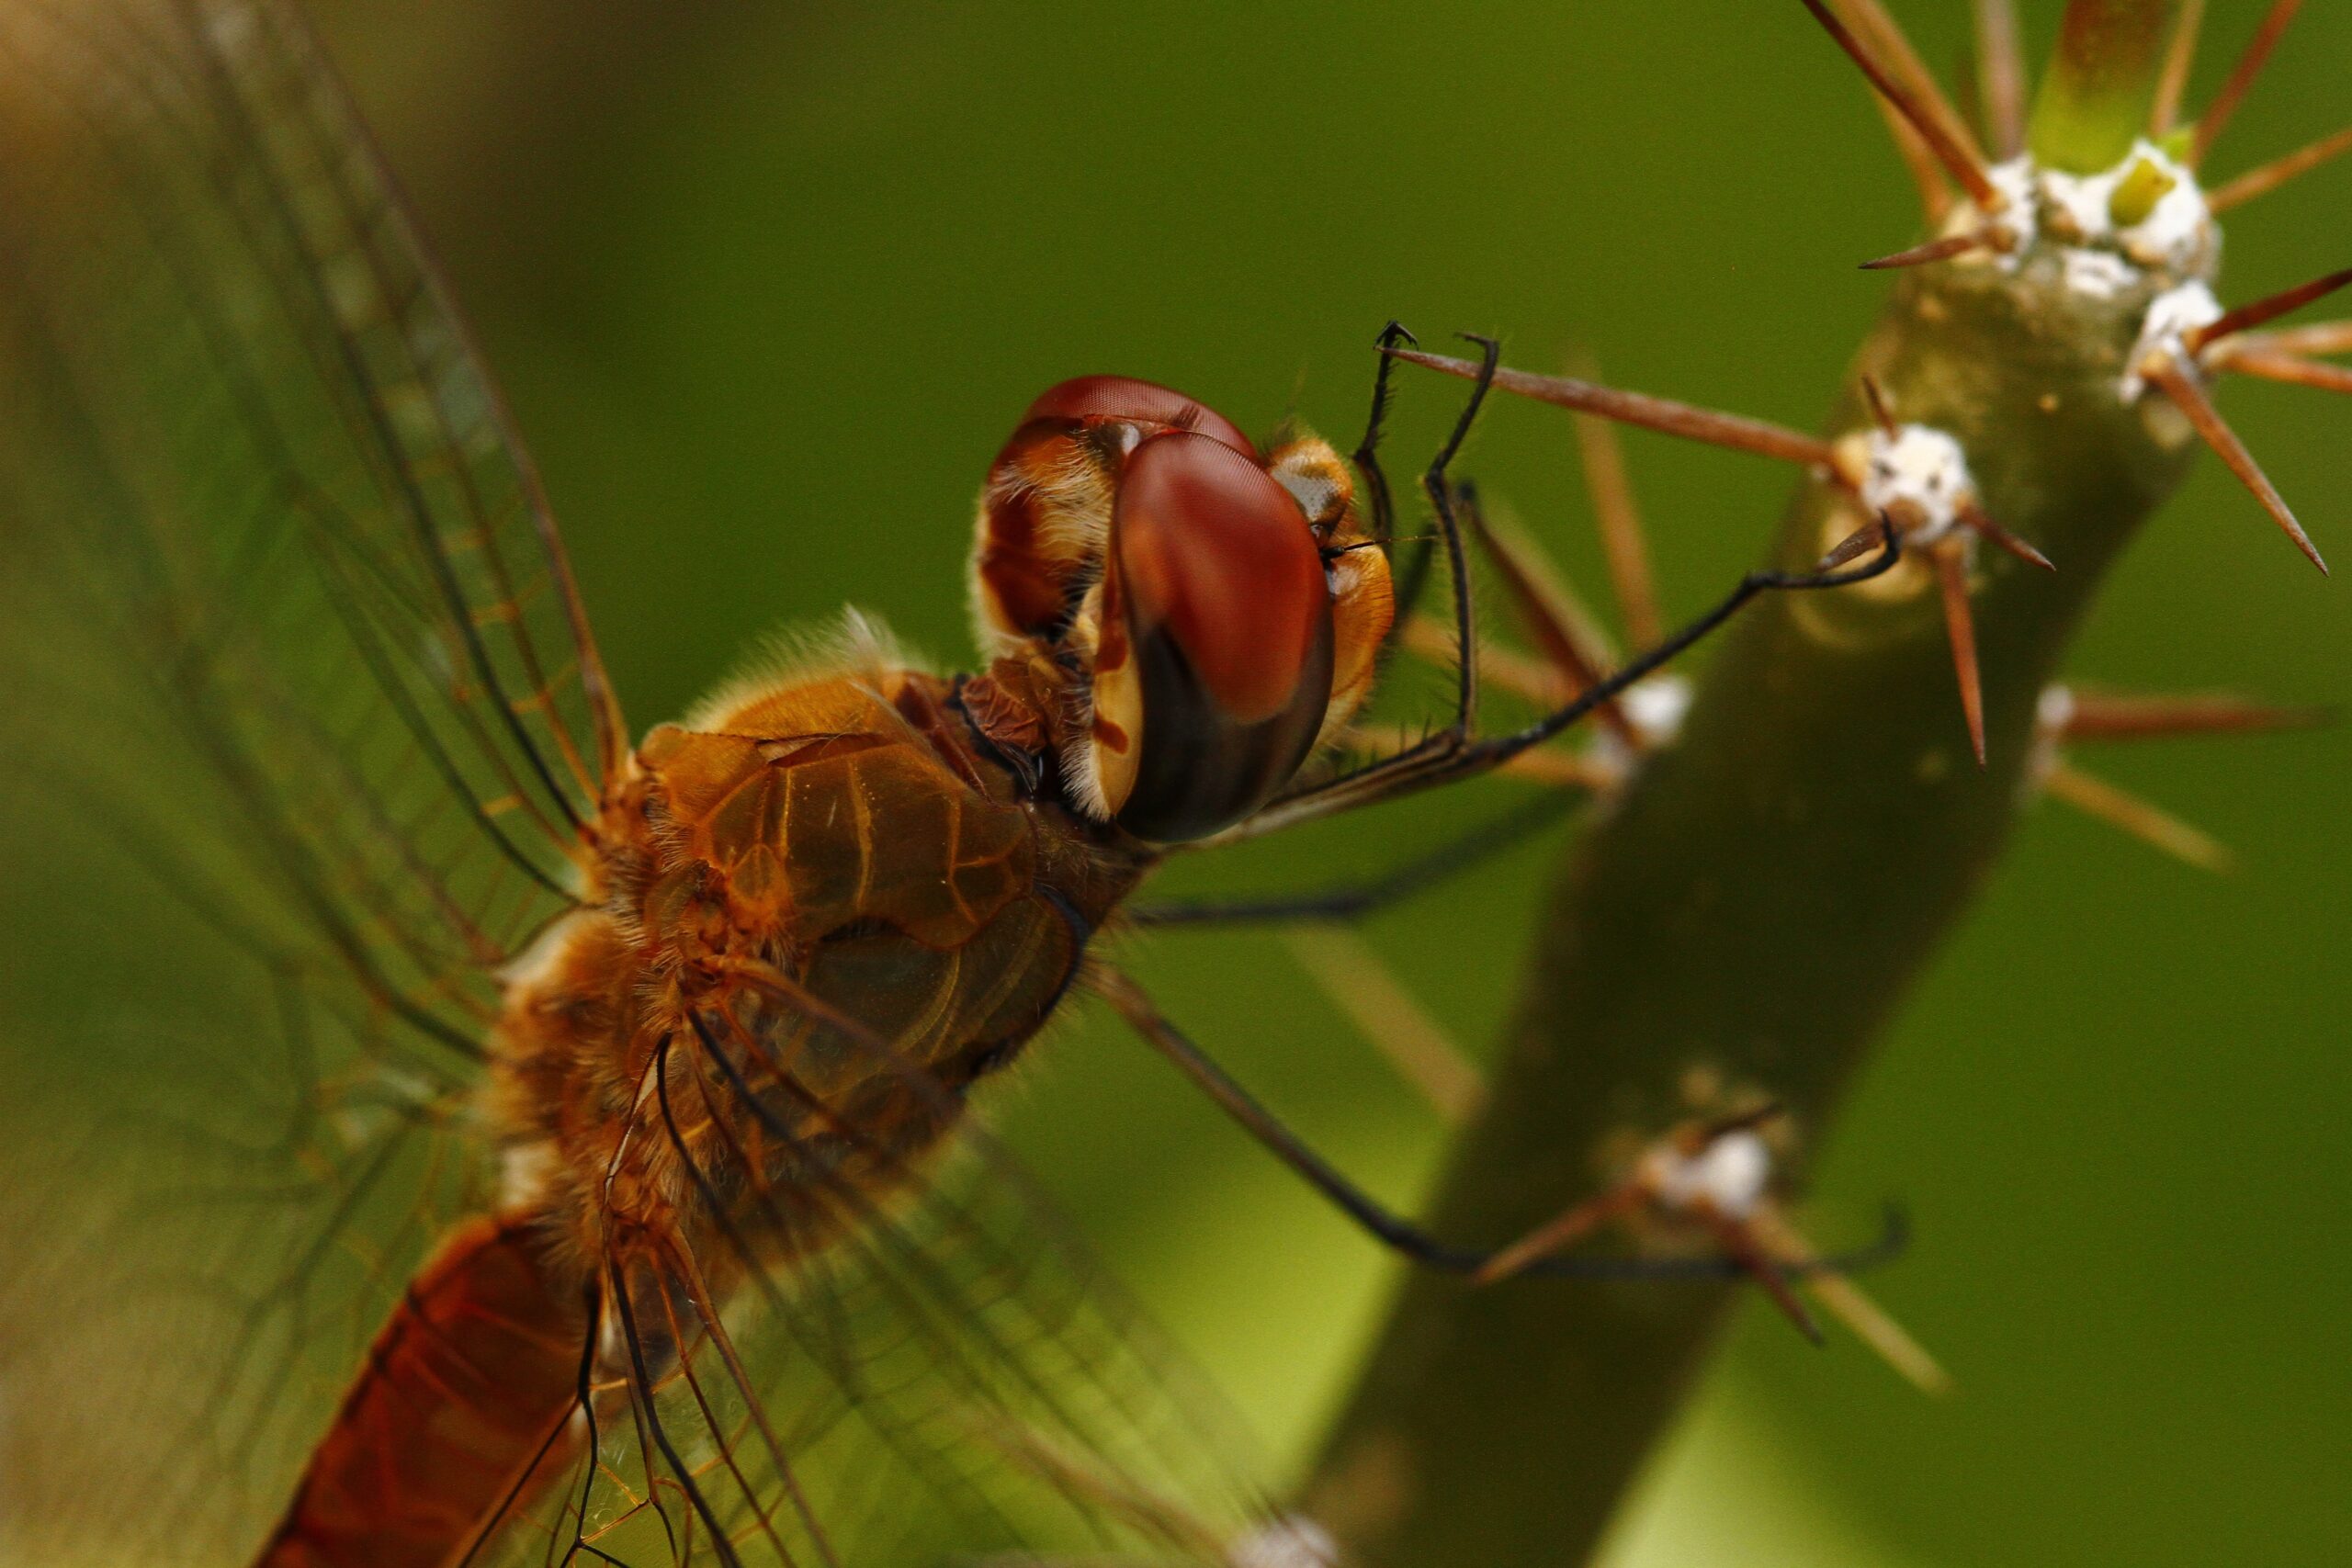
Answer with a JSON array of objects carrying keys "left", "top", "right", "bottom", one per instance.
[
  {"left": 1283, "top": 518, "right": 1908, "bottom": 820},
  {"left": 1093, "top": 964, "right": 1908, "bottom": 1282},
  {"left": 1237, "top": 451, "right": 1901, "bottom": 840},
  {"left": 1424, "top": 333, "right": 1501, "bottom": 739},
  {"left": 1453, "top": 520, "right": 1905, "bottom": 773},
  {"left": 1233, "top": 335, "right": 1507, "bottom": 830},
  {"left": 1132, "top": 789, "right": 1578, "bottom": 929},
  {"left": 1353, "top": 320, "right": 1415, "bottom": 551},
  {"left": 1357, "top": 321, "right": 1441, "bottom": 637}
]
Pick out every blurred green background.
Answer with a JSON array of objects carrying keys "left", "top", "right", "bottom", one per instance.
[{"left": 279, "top": 2, "right": 2352, "bottom": 1562}]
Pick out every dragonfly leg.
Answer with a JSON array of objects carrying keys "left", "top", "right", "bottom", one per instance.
[
  {"left": 1353, "top": 321, "right": 1415, "bottom": 598},
  {"left": 1328, "top": 520, "right": 1908, "bottom": 817},
  {"left": 1090, "top": 964, "right": 1906, "bottom": 1283},
  {"left": 1229, "top": 338, "right": 1506, "bottom": 833},
  {"left": 1240, "top": 513, "right": 1904, "bottom": 837},
  {"left": 1129, "top": 788, "right": 1577, "bottom": 929},
  {"left": 1447, "top": 475, "right": 1637, "bottom": 742},
  {"left": 1414, "top": 333, "right": 1497, "bottom": 741}
]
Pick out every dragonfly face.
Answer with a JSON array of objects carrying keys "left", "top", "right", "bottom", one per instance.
[{"left": 972, "top": 376, "right": 1395, "bottom": 841}]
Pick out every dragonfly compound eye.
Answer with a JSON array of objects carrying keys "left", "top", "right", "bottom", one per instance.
[
  {"left": 1090, "top": 430, "right": 1335, "bottom": 842},
  {"left": 971, "top": 376, "right": 1259, "bottom": 653},
  {"left": 1020, "top": 375, "right": 1259, "bottom": 457}
]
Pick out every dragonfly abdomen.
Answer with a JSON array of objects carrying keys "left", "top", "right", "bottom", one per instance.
[{"left": 253, "top": 1214, "right": 589, "bottom": 1568}]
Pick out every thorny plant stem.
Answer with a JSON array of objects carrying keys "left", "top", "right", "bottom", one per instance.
[{"left": 1308, "top": 61, "right": 2203, "bottom": 1568}]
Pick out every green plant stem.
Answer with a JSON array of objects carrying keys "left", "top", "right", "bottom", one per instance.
[
  {"left": 2030, "top": 0, "right": 2182, "bottom": 169},
  {"left": 1309, "top": 246, "right": 2195, "bottom": 1563}
]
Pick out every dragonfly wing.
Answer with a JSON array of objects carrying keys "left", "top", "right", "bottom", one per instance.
[
  {"left": 550, "top": 1133, "right": 1279, "bottom": 1561},
  {"left": 0, "top": 0, "right": 611, "bottom": 1555},
  {"left": 0, "top": 0, "right": 624, "bottom": 1064},
  {"left": 498, "top": 1016, "right": 1286, "bottom": 1568}
]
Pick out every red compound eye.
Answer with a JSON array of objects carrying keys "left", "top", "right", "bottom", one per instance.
[
  {"left": 972, "top": 377, "right": 1261, "bottom": 648},
  {"left": 1093, "top": 430, "right": 1334, "bottom": 842},
  {"left": 1021, "top": 375, "right": 1258, "bottom": 460}
]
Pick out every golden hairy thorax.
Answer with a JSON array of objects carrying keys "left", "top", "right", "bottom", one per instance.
[{"left": 487, "top": 655, "right": 1152, "bottom": 1280}]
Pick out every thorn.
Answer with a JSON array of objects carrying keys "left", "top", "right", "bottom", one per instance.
[
  {"left": 2149, "top": 0, "right": 2207, "bottom": 138},
  {"left": 1747, "top": 1207, "right": 1952, "bottom": 1394},
  {"left": 1817, "top": 522, "right": 1890, "bottom": 570},
  {"left": 1961, "top": 501, "right": 2055, "bottom": 570},
  {"left": 1701, "top": 1211, "right": 1824, "bottom": 1344},
  {"left": 1386, "top": 346, "right": 1838, "bottom": 468},
  {"left": 1798, "top": 0, "right": 2004, "bottom": 211},
  {"left": 2213, "top": 345, "right": 2352, "bottom": 396},
  {"left": 1475, "top": 1187, "right": 1645, "bottom": 1285},
  {"left": 1858, "top": 375, "right": 1902, "bottom": 440},
  {"left": 1933, "top": 541, "right": 1987, "bottom": 766},
  {"left": 2144, "top": 355, "right": 2329, "bottom": 573},
  {"left": 2059, "top": 688, "right": 2332, "bottom": 741},
  {"left": 1973, "top": 0, "right": 2027, "bottom": 161},
  {"left": 1566, "top": 349, "right": 1666, "bottom": 648},
  {"left": 1836, "top": 0, "right": 1995, "bottom": 175},
  {"left": 2041, "top": 760, "right": 2236, "bottom": 874},
  {"left": 1487, "top": 1116, "right": 1900, "bottom": 1348},
  {"left": 2187, "top": 269, "right": 2352, "bottom": 355},
  {"left": 2206, "top": 123, "right": 2352, "bottom": 213},
  {"left": 2258, "top": 321, "right": 2352, "bottom": 358},
  {"left": 1281, "top": 927, "right": 1486, "bottom": 1128},
  {"left": 1860, "top": 229, "right": 1999, "bottom": 271},
  {"left": 2192, "top": 0, "right": 2304, "bottom": 167}
]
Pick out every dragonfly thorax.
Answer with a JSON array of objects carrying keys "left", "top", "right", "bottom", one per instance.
[{"left": 489, "top": 655, "right": 1145, "bottom": 1281}]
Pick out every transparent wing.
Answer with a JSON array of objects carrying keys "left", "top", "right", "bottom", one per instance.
[
  {"left": 0, "top": 0, "right": 624, "bottom": 1066},
  {"left": 0, "top": 0, "right": 613, "bottom": 1555},
  {"left": 0, "top": 4, "right": 1288, "bottom": 1563},
  {"left": 0, "top": 938, "right": 487, "bottom": 1564},
  {"left": 483, "top": 1004, "right": 1283, "bottom": 1568}
]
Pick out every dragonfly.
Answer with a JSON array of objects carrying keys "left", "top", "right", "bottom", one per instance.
[{"left": 0, "top": 3, "right": 1897, "bottom": 1564}]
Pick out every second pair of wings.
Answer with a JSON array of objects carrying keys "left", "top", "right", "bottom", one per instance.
[{"left": 0, "top": 2, "right": 1294, "bottom": 1564}]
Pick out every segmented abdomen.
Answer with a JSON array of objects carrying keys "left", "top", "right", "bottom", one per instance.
[{"left": 254, "top": 1214, "right": 587, "bottom": 1568}]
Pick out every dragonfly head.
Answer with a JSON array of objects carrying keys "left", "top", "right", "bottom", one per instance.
[{"left": 972, "top": 376, "right": 1393, "bottom": 841}]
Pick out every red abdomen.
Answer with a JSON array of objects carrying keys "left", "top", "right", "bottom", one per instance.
[{"left": 254, "top": 1214, "right": 587, "bottom": 1568}]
